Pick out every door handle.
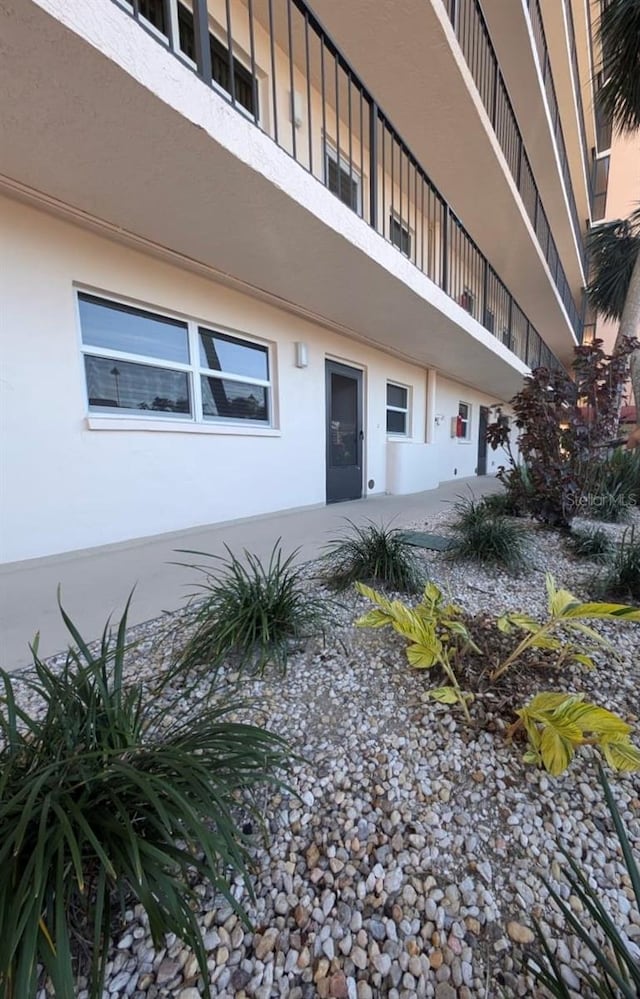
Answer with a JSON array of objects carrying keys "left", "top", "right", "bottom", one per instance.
[{"left": 359, "top": 430, "right": 364, "bottom": 440}]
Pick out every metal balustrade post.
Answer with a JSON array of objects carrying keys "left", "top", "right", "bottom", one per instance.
[
  {"left": 369, "top": 100, "right": 378, "bottom": 230},
  {"left": 442, "top": 208, "right": 449, "bottom": 295},
  {"left": 482, "top": 258, "right": 489, "bottom": 329},
  {"left": 193, "top": 0, "right": 212, "bottom": 83}
]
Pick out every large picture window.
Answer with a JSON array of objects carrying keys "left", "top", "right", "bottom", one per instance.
[{"left": 78, "top": 292, "right": 272, "bottom": 427}]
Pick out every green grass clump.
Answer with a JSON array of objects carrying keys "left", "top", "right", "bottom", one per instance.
[
  {"left": 177, "top": 542, "right": 325, "bottom": 676},
  {"left": 448, "top": 495, "right": 530, "bottom": 572},
  {"left": 0, "top": 598, "right": 289, "bottom": 999},
  {"left": 479, "top": 492, "right": 516, "bottom": 517},
  {"left": 320, "top": 520, "right": 424, "bottom": 593},
  {"left": 568, "top": 526, "right": 614, "bottom": 562},
  {"left": 595, "top": 528, "right": 640, "bottom": 603}
]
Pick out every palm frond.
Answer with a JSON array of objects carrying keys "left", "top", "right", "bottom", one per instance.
[
  {"left": 596, "top": 0, "right": 640, "bottom": 134},
  {"left": 586, "top": 210, "right": 640, "bottom": 322}
]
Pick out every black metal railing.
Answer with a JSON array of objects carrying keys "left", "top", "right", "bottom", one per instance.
[
  {"left": 563, "top": 0, "right": 595, "bottom": 213},
  {"left": 525, "top": 0, "right": 588, "bottom": 265},
  {"left": 112, "top": 0, "right": 565, "bottom": 372},
  {"left": 443, "top": 0, "right": 584, "bottom": 339}
]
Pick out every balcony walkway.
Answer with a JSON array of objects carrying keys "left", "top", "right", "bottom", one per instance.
[{"left": 0, "top": 476, "right": 502, "bottom": 671}]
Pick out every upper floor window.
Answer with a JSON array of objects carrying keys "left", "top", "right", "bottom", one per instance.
[
  {"left": 389, "top": 214, "right": 411, "bottom": 257},
  {"left": 591, "top": 153, "right": 610, "bottom": 221},
  {"left": 78, "top": 293, "right": 271, "bottom": 426},
  {"left": 176, "top": 4, "right": 258, "bottom": 117},
  {"left": 325, "top": 143, "right": 361, "bottom": 213},
  {"left": 460, "top": 288, "right": 475, "bottom": 317},
  {"left": 386, "top": 382, "right": 410, "bottom": 435}
]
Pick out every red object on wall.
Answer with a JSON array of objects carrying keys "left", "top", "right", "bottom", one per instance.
[{"left": 456, "top": 414, "right": 464, "bottom": 437}]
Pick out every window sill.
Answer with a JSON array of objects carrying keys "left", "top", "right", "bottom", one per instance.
[{"left": 86, "top": 417, "right": 281, "bottom": 437}]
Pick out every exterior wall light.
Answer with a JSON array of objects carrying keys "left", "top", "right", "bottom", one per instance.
[
  {"left": 295, "top": 341, "right": 308, "bottom": 368},
  {"left": 434, "top": 413, "right": 445, "bottom": 426}
]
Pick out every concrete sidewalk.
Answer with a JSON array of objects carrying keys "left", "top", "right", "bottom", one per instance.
[{"left": 0, "top": 476, "right": 501, "bottom": 670}]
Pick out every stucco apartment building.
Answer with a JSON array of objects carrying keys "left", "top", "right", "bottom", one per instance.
[{"left": 0, "top": 0, "right": 613, "bottom": 562}]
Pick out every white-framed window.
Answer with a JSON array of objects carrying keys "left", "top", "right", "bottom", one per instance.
[
  {"left": 389, "top": 213, "right": 412, "bottom": 257},
  {"left": 458, "top": 401, "right": 471, "bottom": 439},
  {"left": 78, "top": 292, "right": 272, "bottom": 427},
  {"left": 386, "top": 382, "right": 410, "bottom": 435},
  {"left": 460, "top": 288, "right": 475, "bottom": 317},
  {"left": 324, "top": 141, "right": 361, "bottom": 213}
]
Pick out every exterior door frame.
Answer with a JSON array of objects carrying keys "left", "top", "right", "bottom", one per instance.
[
  {"left": 477, "top": 405, "right": 489, "bottom": 475},
  {"left": 325, "top": 358, "right": 365, "bottom": 503}
]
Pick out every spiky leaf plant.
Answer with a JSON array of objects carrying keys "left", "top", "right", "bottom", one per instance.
[
  {"left": 0, "top": 598, "right": 290, "bottom": 999},
  {"left": 176, "top": 542, "right": 326, "bottom": 677},
  {"left": 568, "top": 526, "right": 614, "bottom": 562},
  {"left": 321, "top": 520, "right": 424, "bottom": 593},
  {"left": 448, "top": 495, "right": 530, "bottom": 572},
  {"left": 596, "top": 527, "right": 640, "bottom": 603},
  {"left": 530, "top": 764, "right": 640, "bottom": 996}
]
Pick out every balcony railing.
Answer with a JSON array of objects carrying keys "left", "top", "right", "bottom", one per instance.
[
  {"left": 443, "top": 0, "right": 584, "bottom": 341},
  {"left": 111, "top": 0, "right": 564, "bottom": 373},
  {"left": 562, "top": 0, "right": 595, "bottom": 214}
]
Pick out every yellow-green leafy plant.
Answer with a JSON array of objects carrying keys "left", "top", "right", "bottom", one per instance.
[
  {"left": 509, "top": 692, "right": 640, "bottom": 776},
  {"left": 355, "top": 581, "right": 478, "bottom": 720},
  {"left": 493, "top": 573, "right": 640, "bottom": 680}
]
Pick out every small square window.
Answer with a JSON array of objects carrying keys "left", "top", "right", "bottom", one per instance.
[{"left": 386, "top": 382, "right": 409, "bottom": 435}]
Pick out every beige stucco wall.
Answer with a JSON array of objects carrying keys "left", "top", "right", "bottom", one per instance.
[{"left": 595, "top": 131, "right": 640, "bottom": 353}]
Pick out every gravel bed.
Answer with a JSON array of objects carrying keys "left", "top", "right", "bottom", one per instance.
[{"left": 9, "top": 509, "right": 640, "bottom": 999}]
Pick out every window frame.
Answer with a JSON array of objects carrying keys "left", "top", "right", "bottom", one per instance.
[
  {"left": 76, "top": 289, "right": 275, "bottom": 431},
  {"left": 460, "top": 287, "right": 476, "bottom": 317},
  {"left": 324, "top": 139, "right": 362, "bottom": 214},
  {"left": 386, "top": 381, "right": 411, "bottom": 437},
  {"left": 457, "top": 401, "right": 471, "bottom": 441},
  {"left": 389, "top": 212, "right": 412, "bottom": 258}
]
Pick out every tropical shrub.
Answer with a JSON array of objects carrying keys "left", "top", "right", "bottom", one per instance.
[
  {"left": 486, "top": 338, "right": 639, "bottom": 525},
  {"left": 493, "top": 573, "right": 640, "bottom": 680},
  {"left": 356, "top": 578, "right": 640, "bottom": 775},
  {"left": 176, "top": 542, "right": 326, "bottom": 676},
  {"left": 567, "top": 526, "right": 614, "bottom": 562},
  {"left": 448, "top": 495, "right": 530, "bottom": 572},
  {"left": 530, "top": 764, "right": 640, "bottom": 996},
  {"left": 321, "top": 520, "right": 423, "bottom": 593},
  {"left": 508, "top": 692, "right": 640, "bottom": 776},
  {"left": 355, "top": 581, "right": 479, "bottom": 719},
  {"left": 0, "top": 599, "right": 290, "bottom": 999},
  {"left": 596, "top": 527, "right": 640, "bottom": 603}
]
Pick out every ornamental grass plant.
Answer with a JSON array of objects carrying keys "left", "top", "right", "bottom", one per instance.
[
  {"left": 567, "top": 526, "right": 615, "bottom": 562},
  {"left": 176, "top": 542, "right": 326, "bottom": 677},
  {"left": 448, "top": 495, "right": 530, "bottom": 573},
  {"left": 320, "top": 520, "right": 424, "bottom": 593},
  {"left": 530, "top": 764, "right": 640, "bottom": 997},
  {"left": 0, "top": 598, "right": 290, "bottom": 999}
]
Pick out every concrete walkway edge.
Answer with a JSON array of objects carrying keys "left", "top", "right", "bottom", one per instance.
[{"left": 0, "top": 477, "right": 502, "bottom": 670}]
